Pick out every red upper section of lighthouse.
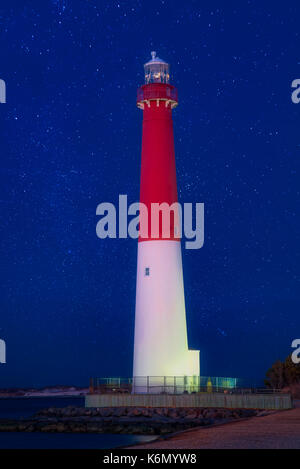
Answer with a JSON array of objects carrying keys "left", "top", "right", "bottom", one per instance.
[{"left": 137, "top": 53, "right": 180, "bottom": 242}]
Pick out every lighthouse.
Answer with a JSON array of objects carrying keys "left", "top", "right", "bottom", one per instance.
[{"left": 132, "top": 52, "right": 200, "bottom": 393}]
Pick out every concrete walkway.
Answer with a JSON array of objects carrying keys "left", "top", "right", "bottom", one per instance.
[{"left": 128, "top": 402, "right": 300, "bottom": 449}]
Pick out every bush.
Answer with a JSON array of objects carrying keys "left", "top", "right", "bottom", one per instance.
[{"left": 265, "top": 355, "right": 300, "bottom": 389}]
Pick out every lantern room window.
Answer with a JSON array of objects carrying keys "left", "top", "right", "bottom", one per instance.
[{"left": 144, "top": 51, "right": 170, "bottom": 84}]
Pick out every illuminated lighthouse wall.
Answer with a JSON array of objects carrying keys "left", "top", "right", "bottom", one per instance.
[{"left": 133, "top": 52, "right": 200, "bottom": 393}]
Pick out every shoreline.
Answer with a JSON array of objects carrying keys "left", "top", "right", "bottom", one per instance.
[
  {"left": 124, "top": 412, "right": 270, "bottom": 448},
  {"left": 0, "top": 387, "right": 89, "bottom": 398},
  {"left": 0, "top": 395, "right": 85, "bottom": 399},
  {"left": 125, "top": 403, "right": 300, "bottom": 449},
  {"left": 0, "top": 406, "right": 259, "bottom": 436}
]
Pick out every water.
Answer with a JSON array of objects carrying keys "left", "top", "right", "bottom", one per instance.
[
  {"left": 0, "top": 397, "right": 157, "bottom": 449},
  {"left": 0, "top": 432, "right": 156, "bottom": 449},
  {"left": 0, "top": 397, "right": 84, "bottom": 419}
]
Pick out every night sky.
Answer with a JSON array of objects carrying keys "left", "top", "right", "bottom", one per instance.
[{"left": 0, "top": 0, "right": 299, "bottom": 388}]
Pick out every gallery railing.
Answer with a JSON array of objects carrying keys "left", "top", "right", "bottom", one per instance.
[{"left": 137, "top": 83, "right": 178, "bottom": 104}]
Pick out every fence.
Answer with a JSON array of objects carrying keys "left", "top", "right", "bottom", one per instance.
[{"left": 88, "top": 376, "right": 274, "bottom": 395}]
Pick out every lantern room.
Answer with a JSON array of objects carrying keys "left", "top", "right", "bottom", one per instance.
[{"left": 144, "top": 51, "right": 170, "bottom": 84}]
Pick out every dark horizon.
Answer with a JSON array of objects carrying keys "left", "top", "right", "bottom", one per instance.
[{"left": 0, "top": 1, "right": 299, "bottom": 388}]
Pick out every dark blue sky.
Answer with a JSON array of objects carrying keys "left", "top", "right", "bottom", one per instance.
[{"left": 0, "top": 0, "right": 299, "bottom": 387}]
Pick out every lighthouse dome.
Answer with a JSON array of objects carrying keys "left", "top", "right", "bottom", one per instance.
[{"left": 144, "top": 51, "right": 170, "bottom": 84}]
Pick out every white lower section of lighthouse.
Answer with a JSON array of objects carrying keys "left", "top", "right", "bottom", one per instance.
[{"left": 133, "top": 240, "right": 200, "bottom": 393}]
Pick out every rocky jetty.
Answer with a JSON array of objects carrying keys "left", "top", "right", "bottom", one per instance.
[
  {"left": 0, "top": 406, "right": 259, "bottom": 435},
  {"left": 0, "top": 386, "right": 88, "bottom": 397}
]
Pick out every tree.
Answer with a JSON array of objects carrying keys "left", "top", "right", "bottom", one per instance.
[
  {"left": 284, "top": 355, "right": 300, "bottom": 385},
  {"left": 265, "top": 355, "right": 300, "bottom": 389}
]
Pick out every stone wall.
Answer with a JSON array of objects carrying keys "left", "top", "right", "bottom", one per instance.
[{"left": 85, "top": 392, "right": 292, "bottom": 410}]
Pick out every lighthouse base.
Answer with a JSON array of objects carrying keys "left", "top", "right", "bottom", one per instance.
[{"left": 133, "top": 240, "right": 200, "bottom": 393}]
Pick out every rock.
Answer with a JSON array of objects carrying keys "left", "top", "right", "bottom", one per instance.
[
  {"left": 202, "top": 418, "right": 214, "bottom": 426},
  {"left": 176, "top": 408, "right": 186, "bottom": 418},
  {"left": 18, "top": 423, "right": 29, "bottom": 431},
  {"left": 167, "top": 409, "right": 178, "bottom": 419},
  {"left": 256, "top": 410, "right": 270, "bottom": 417},
  {"left": 0, "top": 423, "right": 18, "bottom": 432},
  {"left": 195, "top": 416, "right": 205, "bottom": 425},
  {"left": 127, "top": 425, "right": 143, "bottom": 434},
  {"left": 110, "top": 424, "right": 124, "bottom": 433},
  {"left": 185, "top": 411, "right": 198, "bottom": 420},
  {"left": 160, "top": 425, "right": 172, "bottom": 435},
  {"left": 202, "top": 410, "right": 216, "bottom": 419},
  {"left": 41, "top": 424, "right": 57, "bottom": 432},
  {"left": 26, "top": 424, "right": 35, "bottom": 432},
  {"left": 68, "top": 424, "right": 86, "bottom": 433},
  {"left": 87, "top": 425, "right": 104, "bottom": 433},
  {"left": 99, "top": 408, "right": 112, "bottom": 417},
  {"left": 130, "top": 408, "right": 143, "bottom": 417},
  {"left": 56, "top": 423, "right": 66, "bottom": 432},
  {"left": 0, "top": 405, "right": 258, "bottom": 436},
  {"left": 113, "top": 407, "right": 126, "bottom": 417}
]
